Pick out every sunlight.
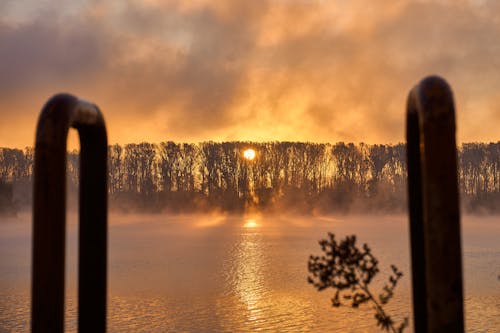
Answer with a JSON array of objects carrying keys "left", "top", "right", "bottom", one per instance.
[
  {"left": 244, "top": 219, "right": 259, "bottom": 228},
  {"left": 243, "top": 148, "right": 256, "bottom": 160},
  {"left": 234, "top": 231, "right": 264, "bottom": 323}
]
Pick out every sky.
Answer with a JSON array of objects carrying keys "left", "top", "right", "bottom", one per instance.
[{"left": 1, "top": 0, "right": 500, "bottom": 148}]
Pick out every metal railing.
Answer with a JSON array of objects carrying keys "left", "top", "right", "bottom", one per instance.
[
  {"left": 32, "top": 94, "right": 108, "bottom": 333},
  {"left": 30, "top": 77, "right": 466, "bottom": 332},
  {"left": 406, "top": 76, "right": 465, "bottom": 333}
]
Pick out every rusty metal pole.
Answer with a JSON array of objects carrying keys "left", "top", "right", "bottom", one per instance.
[
  {"left": 32, "top": 94, "right": 108, "bottom": 333},
  {"left": 406, "top": 92, "right": 427, "bottom": 333},
  {"left": 406, "top": 76, "right": 464, "bottom": 333}
]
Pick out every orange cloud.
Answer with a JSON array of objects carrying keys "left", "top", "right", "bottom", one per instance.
[{"left": 1, "top": 0, "right": 499, "bottom": 149}]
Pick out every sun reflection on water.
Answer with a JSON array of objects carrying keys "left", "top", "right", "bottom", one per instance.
[
  {"left": 235, "top": 230, "right": 265, "bottom": 325},
  {"left": 227, "top": 218, "right": 318, "bottom": 332},
  {"left": 243, "top": 219, "right": 259, "bottom": 229}
]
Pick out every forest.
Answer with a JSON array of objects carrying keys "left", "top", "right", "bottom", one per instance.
[{"left": 0, "top": 141, "right": 499, "bottom": 214}]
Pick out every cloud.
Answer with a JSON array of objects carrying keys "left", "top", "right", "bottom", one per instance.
[{"left": 1, "top": 0, "right": 500, "bottom": 148}]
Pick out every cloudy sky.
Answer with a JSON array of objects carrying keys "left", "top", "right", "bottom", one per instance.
[{"left": 1, "top": 0, "right": 500, "bottom": 148}]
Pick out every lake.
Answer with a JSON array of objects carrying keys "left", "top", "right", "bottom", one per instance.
[{"left": 1, "top": 214, "right": 499, "bottom": 332}]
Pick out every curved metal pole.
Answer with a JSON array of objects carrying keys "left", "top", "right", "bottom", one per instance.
[
  {"left": 32, "top": 94, "right": 108, "bottom": 333},
  {"left": 406, "top": 76, "right": 464, "bottom": 333}
]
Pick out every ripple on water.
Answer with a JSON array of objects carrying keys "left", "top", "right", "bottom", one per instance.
[
  {"left": 1, "top": 294, "right": 499, "bottom": 332},
  {"left": 1, "top": 215, "right": 499, "bottom": 332}
]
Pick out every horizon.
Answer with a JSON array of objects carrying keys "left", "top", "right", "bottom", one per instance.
[{"left": 2, "top": 141, "right": 498, "bottom": 215}]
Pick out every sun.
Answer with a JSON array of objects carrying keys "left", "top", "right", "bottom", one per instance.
[{"left": 243, "top": 148, "right": 256, "bottom": 160}]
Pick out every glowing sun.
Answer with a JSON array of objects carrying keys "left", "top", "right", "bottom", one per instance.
[{"left": 243, "top": 148, "right": 256, "bottom": 160}]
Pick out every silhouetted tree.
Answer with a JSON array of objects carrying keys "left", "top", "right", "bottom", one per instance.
[
  {"left": 308, "top": 233, "right": 408, "bottom": 333},
  {"left": 0, "top": 141, "right": 498, "bottom": 213}
]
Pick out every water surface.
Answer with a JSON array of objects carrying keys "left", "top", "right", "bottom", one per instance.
[{"left": 0, "top": 214, "right": 499, "bottom": 332}]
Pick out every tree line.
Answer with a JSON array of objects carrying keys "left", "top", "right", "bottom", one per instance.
[{"left": 0, "top": 141, "right": 499, "bottom": 214}]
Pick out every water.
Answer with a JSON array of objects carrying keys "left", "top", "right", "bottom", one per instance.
[{"left": 0, "top": 214, "right": 499, "bottom": 332}]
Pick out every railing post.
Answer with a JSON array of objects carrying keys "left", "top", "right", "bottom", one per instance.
[
  {"left": 406, "top": 76, "right": 464, "bottom": 333},
  {"left": 32, "top": 94, "right": 108, "bottom": 333}
]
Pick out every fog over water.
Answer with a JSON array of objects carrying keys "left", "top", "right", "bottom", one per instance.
[{"left": 1, "top": 213, "right": 499, "bottom": 332}]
